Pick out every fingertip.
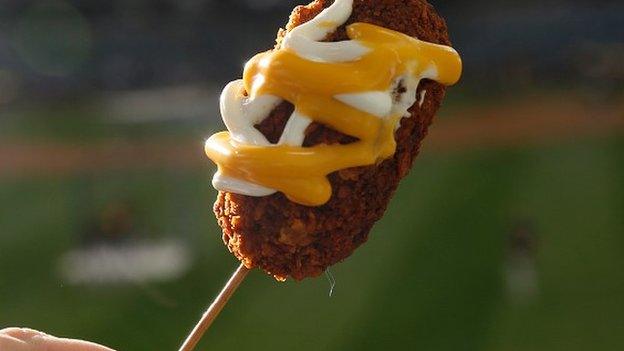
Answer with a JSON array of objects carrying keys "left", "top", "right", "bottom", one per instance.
[{"left": 1, "top": 328, "right": 116, "bottom": 351}]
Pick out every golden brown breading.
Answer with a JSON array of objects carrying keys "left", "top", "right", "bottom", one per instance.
[{"left": 213, "top": 0, "right": 452, "bottom": 281}]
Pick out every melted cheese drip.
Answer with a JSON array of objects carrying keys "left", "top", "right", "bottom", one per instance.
[{"left": 205, "top": 4, "right": 461, "bottom": 206}]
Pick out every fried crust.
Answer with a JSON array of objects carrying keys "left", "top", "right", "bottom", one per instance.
[{"left": 213, "top": 0, "right": 451, "bottom": 280}]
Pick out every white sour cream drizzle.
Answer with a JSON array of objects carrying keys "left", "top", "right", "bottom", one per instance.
[{"left": 212, "top": 0, "right": 437, "bottom": 197}]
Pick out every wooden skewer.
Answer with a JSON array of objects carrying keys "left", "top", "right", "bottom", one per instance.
[{"left": 178, "top": 263, "right": 250, "bottom": 351}]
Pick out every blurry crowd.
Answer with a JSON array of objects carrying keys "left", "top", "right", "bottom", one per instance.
[{"left": 0, "top": 0, "right": 622, "bottom": 107}]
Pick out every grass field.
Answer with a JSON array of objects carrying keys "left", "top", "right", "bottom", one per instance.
[{"left": 1, "top": 132, "right": 622, "bottom": 350}]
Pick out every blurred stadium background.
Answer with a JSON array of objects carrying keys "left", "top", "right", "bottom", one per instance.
[{"left": 0, "top": 0, "right": 623, "bottom": 350}]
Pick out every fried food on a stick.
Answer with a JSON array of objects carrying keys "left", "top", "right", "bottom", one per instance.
[{"left": 207, "top": 0, "right": 461, "bottom": 280}]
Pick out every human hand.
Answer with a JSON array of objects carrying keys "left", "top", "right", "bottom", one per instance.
[{"left": 0, "top": 328, "right": 115, "bottom": 351}]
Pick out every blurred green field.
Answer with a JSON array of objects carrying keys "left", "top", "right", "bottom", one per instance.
[{"left": 1, "top": 133, "right": 622, "bottom": 351}]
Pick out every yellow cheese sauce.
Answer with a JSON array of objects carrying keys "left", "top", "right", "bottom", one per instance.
[{"left": 205, "top": 23, "right": 462, "bottom": 206}]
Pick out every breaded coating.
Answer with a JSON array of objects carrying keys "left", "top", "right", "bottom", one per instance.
[{"left": 213, "top": 0, "right": 451, "bottom": 280}]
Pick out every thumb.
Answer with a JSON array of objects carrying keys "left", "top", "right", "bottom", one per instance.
[{"left": 0, "top": 328, "right": 115, "bottom": 351}]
